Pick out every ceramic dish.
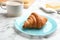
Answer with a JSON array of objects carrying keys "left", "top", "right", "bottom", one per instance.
[{"left": 14, "top": 15, "right": 57, "bottom": 37}]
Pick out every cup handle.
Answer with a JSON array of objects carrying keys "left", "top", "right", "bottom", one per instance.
[{"left": 0, "top": 2, "right": 6, "bottom": 10}]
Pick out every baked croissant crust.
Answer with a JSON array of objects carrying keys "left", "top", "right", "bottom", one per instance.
[{"left": 23, "top": 13, "right": 47, "bottom": 29}]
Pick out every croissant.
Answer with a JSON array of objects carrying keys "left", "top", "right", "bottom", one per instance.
[{"left": 23, "top": 13, "right": 47, "bottom": 29}]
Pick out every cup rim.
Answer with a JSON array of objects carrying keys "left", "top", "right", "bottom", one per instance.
[{"left": 6, "top": 1, "right": 22, "bottom": 6}]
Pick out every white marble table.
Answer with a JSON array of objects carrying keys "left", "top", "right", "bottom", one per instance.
[{"left": 0, "top": 0, "right": 60, "bottom": 40}]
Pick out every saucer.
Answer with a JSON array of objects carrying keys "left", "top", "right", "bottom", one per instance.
[{"left": 14, "top": 15, "right": 57, "bottom": 37}]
